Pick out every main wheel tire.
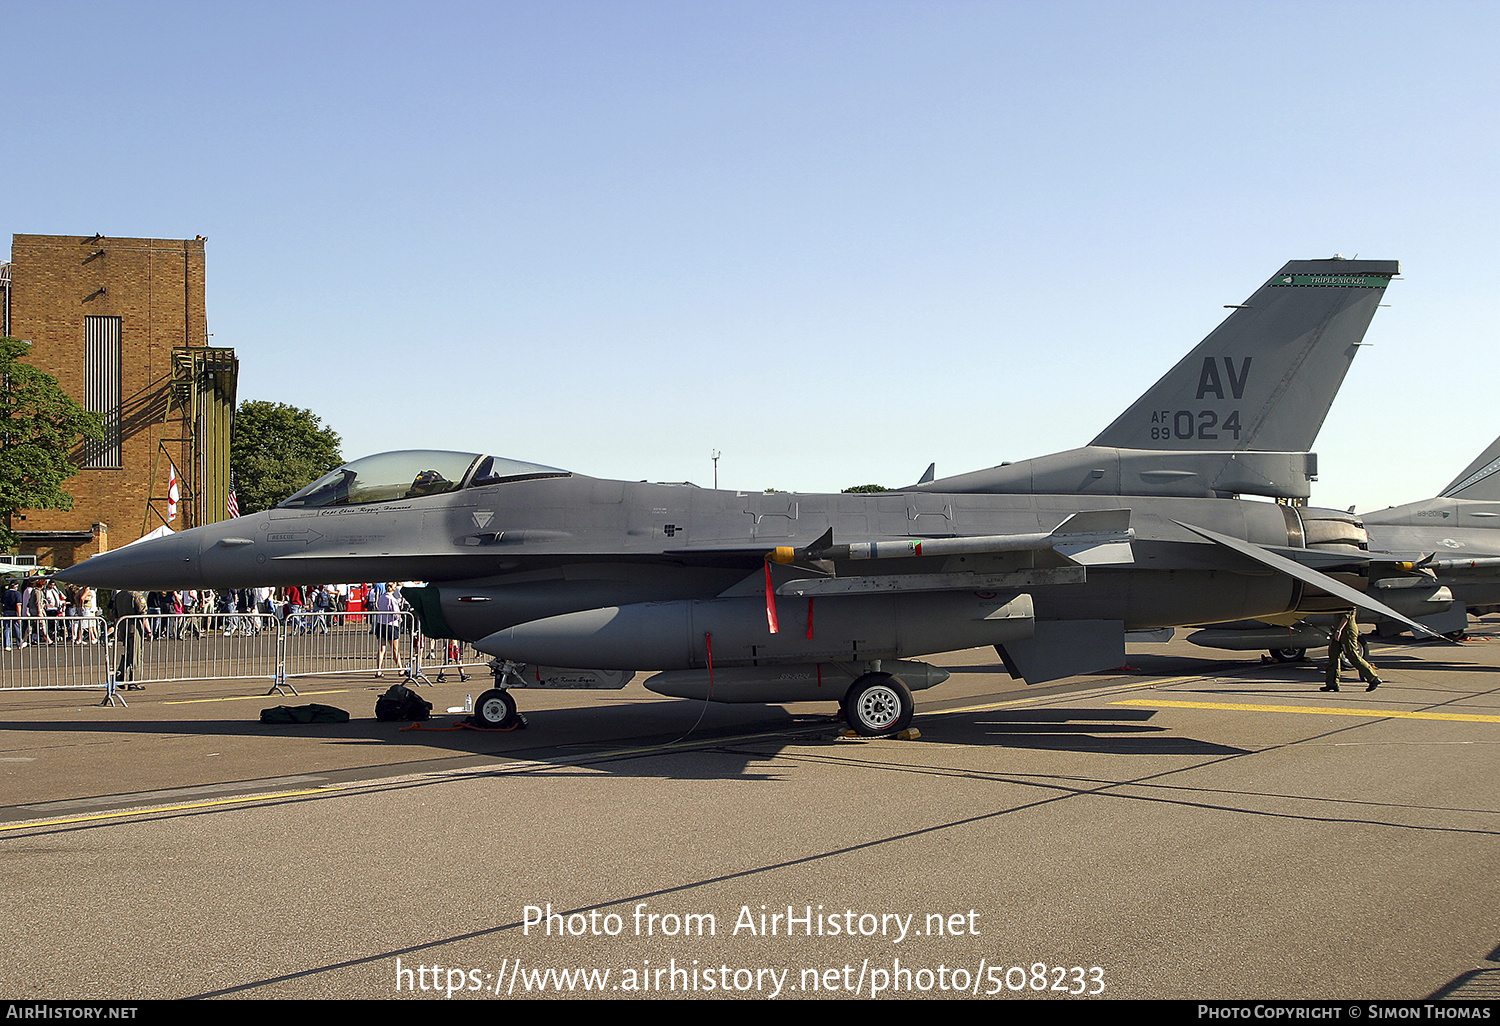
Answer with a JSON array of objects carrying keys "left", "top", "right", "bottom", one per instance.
[
  {"left": 473, "top": 688, "right": 519, "bottom": 729},
  {"left": 1270, "top": 647, "right": 1306, "bottom": 663},
  {"left": 842, "top": 673, "right": 914, "bottom": 737}
]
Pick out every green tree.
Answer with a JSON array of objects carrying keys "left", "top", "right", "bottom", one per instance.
[
  {"left": 0, "top": 337, "right": 104, "bottom": 548},
  {"left": 842, "top": 484, "right": 888, "bottom": 493},
  {"left": 230, "top": 400, "right": 343, "bottom": 514}
]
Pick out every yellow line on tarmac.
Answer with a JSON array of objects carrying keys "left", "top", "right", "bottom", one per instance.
[
  {"left": 163, "top": 689, "right": 355, "bottom": 705},
  {"left": 938, "top": 697, "right": 1050, "bottom": 715},
  {"left": 0, "top": 787, "right": 341, "bottom": 832},
  {"left": 1112, "top": 698, "right": 1500, "bottom": 724}
]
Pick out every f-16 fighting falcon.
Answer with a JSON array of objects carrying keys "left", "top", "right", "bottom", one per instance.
[{"left": 61, "top": 258, "right": 1433, "bottom": 734}]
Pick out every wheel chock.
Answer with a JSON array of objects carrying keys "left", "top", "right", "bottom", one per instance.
[{"left": 835, "top": 726, "right": 922, "bottom": 740}]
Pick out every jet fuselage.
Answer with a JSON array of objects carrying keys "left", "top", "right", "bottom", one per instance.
[{"left": 65, "top": 468, "right": 1309, "bottom": 653}]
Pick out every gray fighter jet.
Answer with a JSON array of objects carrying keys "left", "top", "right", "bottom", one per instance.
[
  {"left": 60, "top": 258, "right": 1430, "bottom": 734},
  {"left": 1362, "top": 431, "right": 1500, "bottom": 611}
]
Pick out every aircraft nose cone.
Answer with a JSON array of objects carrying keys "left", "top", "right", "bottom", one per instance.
[{"left": 57, "top": 530, "right": 203, "bottom": 590}]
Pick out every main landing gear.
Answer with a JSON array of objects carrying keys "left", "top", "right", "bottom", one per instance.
[
  {"left": 1337, "top": 634, "right": 1371, "bottom": 669},
  {"left": 841, "top": 672, "right": 914, "bottom": 737},
  {"left": 1271, "top": 634, "right": 1369, "bottom": 666}
]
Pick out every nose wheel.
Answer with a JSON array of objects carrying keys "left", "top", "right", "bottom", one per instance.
[
  {"left": 473, "top": 688, "right": 523, "bottom": 729},
  {"left": 842, "top": 673, "right": 914, "bottom": 736}
]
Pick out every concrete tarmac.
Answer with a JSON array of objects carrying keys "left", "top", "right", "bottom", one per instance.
[{"left": 1, "top": 624, "right": 1498, "bottom": 1001}]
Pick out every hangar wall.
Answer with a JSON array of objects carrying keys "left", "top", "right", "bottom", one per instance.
[{"left": 2, "top": 234, "right": 237, "bottom": 567}]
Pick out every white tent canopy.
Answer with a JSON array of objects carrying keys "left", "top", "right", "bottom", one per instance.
[{"left": 123, "top": 526, "right": 176, "bottom": 547}]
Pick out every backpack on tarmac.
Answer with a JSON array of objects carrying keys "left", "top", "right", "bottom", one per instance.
[{"left": 374, "top": 683, "right": 432, "bottom": 722}]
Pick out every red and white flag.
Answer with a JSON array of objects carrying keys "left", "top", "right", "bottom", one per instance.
[{"left": 167, "top": 464, "right": 180, "bottom": 523}]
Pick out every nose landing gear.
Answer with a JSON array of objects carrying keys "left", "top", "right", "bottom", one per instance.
[{"left": 472, "top": 687, "right": 522, "bottom": 729}]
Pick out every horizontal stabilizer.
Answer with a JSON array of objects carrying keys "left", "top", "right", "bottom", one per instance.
[
  {"left": 1170, "top": 520, "right": 1444, "bottom": 640},
  {"left": 1257, "top": 544, "right": 1372, "bottom": 570}
]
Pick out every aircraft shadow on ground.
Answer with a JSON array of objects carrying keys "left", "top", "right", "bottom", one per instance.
[
  {"left": 933, "top": 706, "right": 1250, "bottom": 756},
  {"left": 1369, "top": 653, "right": 1500, "bottom": 675},
  {"left": 946, "top": 655, "right": 1229, "bottom": 676},
  {"left": 10, "top": 634, "right": 1476, "bottom": 788},
  {"left": 0, "top": 699, "right": 837, "bottom": 784},
  {"left": 0, "top": 690, "right": 1248, "bottom": 791},
  {"left": 1212, "top": 650, "right": 1500, "bottom": 680}
]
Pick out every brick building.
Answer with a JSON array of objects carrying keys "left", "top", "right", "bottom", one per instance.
[{"left": 1, "top": 234, "right": 238, "bottom": 567}]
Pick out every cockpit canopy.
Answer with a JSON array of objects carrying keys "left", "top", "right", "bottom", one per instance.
[{"left": 278, "top": 450, "right": 569, "bottom": 509}]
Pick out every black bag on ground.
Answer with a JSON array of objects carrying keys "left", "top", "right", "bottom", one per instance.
[
  {"left": 375, "top": 683, "right": 431, "bottom": 721},
  {"left": 260, "top": 704, "right": 351, "bottom": 724}
]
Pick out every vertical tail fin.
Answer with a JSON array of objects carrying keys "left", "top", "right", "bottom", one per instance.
[
  {"left": 1441, "top": 434, "right": 1500, "bottom": 500},
  {"left": 1090, "top": 258, "right": 1399, "bottom": 452}
]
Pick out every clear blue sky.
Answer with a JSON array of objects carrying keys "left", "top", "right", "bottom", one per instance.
[{"left": 6, "top": 0, "right": 1497, "bottom": 512}]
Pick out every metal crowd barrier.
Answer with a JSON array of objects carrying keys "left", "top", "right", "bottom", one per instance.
[
  {"left": 1, "top": 611, "right": 454, "bottom": 707},
  {"left": 111, "top": 612, "right": 280, "bottom": 696},
  {"left": 281, "top": 611, "right": 423, "bottom": 683},
  {"left": 0, "top": 615, "right": 112, "bottom": 691},
  {"left": 405, "top": 635, "right": 491, "bottom": 683}
]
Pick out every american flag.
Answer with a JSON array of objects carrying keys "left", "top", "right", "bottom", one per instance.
[{"left": 226, "top": 485, "right": 240, "bottom": 519}]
